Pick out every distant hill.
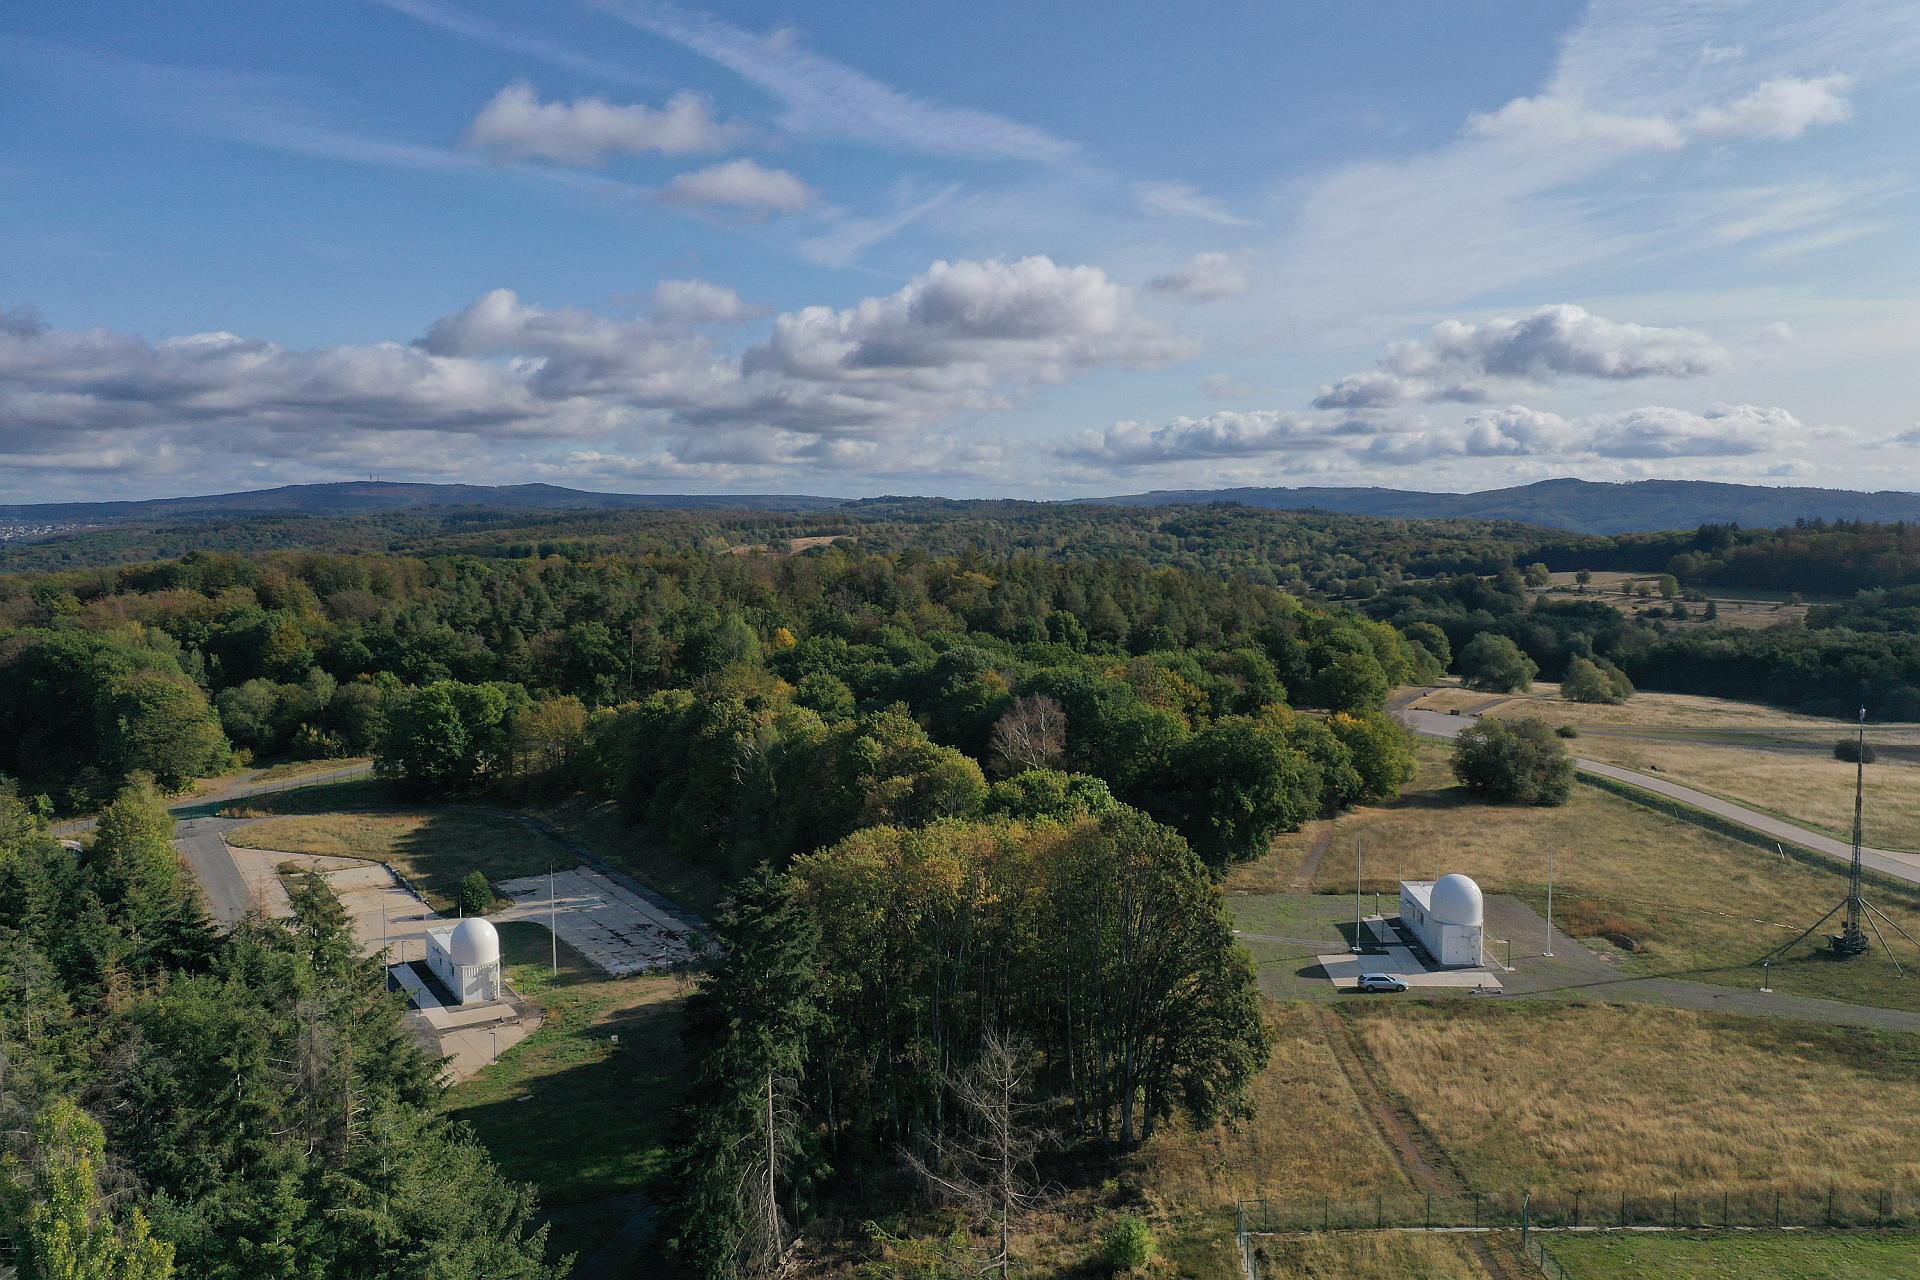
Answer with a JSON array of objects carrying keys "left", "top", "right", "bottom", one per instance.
[
  {"left": 1082, "top": 478, "right": 1920, "bottom": 535},
  {"left": 0, "top": 481, "right": 845, "bottom": 525}
]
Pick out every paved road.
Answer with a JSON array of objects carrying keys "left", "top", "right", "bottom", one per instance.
[{"left": 1394, "top": 702, "right": 1920, "bottom": 889}]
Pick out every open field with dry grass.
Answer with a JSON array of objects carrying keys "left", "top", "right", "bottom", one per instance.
[
  {"left": 1536, "top": 570, "right": 1825, "bottom": 628},
  {"left": 1244, "top": 1231, "right": 1489, "bottom": 1279},
  {"left": 1353, "top": 1002, "right": 1920, "bottom": 1197},
  {"left": 227, "top": 806, "right": 567, "bottom": 912},
  {"left": 1299, "top": 743, "right": 1920, "bottom": 1009}
]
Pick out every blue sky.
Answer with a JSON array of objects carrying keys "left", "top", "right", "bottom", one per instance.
[{"left": 2, "top": 0, "right": 1916, "bottom": 501}]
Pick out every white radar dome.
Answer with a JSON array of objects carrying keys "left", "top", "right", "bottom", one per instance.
[
  {"left": 448, "top": 916, "right": 500, "bottom": 967},
  {"left": 1429, "top": 873, "right": 1484, "bottom": 927}
]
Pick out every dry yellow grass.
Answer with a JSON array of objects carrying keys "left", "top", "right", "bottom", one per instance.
[
  {"left": 1310, "top": 743, "right": 1920, "bottom": 1006},
  {"left": 228, "top": 809, "right": 566, "bottom": 911},
  {"left": 1247, "top": 1231, "right": 1489, "bottom": 1280},
  {"left": 1140, "top": 1004, "right": 1407, "bottom": 1210},
  {"left": 1352, "top": 1002, "right": 1920, "bottom": 1197},
  {"left": 1568, "top": 737, "right": 1920, "bottom": 852}
]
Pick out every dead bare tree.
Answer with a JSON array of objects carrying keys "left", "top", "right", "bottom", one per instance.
[
  {"left": 987, "top": 695, "right": 1067, "bottom": 777},
  {"left": 902, "top": 1032, "right": 1051, "bottom": 1279}
]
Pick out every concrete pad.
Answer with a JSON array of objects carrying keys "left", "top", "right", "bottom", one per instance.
[
  {"left": 1317, "top": 916, "right": 1505, "bottom": 992},
  {"left": 438, "top": 1020, "right": 538, "bottom": 1083},
  {"left": 495, "top": 866, "right": 697, "bottom": 976}
]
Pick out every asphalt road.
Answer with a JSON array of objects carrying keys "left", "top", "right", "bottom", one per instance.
[
  {"left": 54, "top": 762, "right": 374, "bottom": 926},
  {"left": 1395, "top": 703, "right": 1920, "bottom": 889}
]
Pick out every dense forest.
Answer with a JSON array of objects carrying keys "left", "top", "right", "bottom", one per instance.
[
  {"left": 0, "top": 783, "right": 561, "bottom": 1279},
  {"left": 6, "top": 498, "right": 1918, "bottom": 1273}
]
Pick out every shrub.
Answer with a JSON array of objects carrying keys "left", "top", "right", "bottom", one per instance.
[
  {"left": 1555, "top": 724, "right": 1579, "bottom": 739},
  {"left": 457, "top": 870, "right": 493, "bottom": 916},
  {"left": 1834, "top": 737, "right": 1878, "bottom": 764},
  {"left": 1101, "top": 1213, "right": 1157, "bottom": 1273},
  {"left": 1450, "top": 718, "right": 1574, "bottom": 805}
]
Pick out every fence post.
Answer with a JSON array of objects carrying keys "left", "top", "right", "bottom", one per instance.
[
  {"left": 1425, "top": 1193, "right": 1432, "bottom": 1230},
  {"left": 1376, "top": 1192, "right": 1383, "bottom": 1229},
  {"left": 1827, "top": 1186, "right": 1835, "bottom": 1227},
  {"left": 1473, "top": 1192, "right": 1481, "bottom": 1230},
  {"left": 1618, "top": 1191, "right": 1626, "bottom": 1228},
  {"left": 1774, "top": 1188, "right": 1781, "bottom": 1229},
  {"left": 1522, "top": 1189, "right": 1531, "bottom": 1249},
  {"left": 1670, "top": 1190, "right": 1678, "bottom": 1227},
  {"left": 1723, "top": 1190, "right": 1730, "bottom": 1228},
  {"left": 1323, "top": 1195, "right": 1329, "bottom": 1231},
  {"left": 1573, "top": 1189, "right": 1582, "bottom": 1229}
]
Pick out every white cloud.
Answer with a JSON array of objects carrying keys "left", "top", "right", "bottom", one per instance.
[
  {"left": 659, "top": 158, "right": 818, "bottom": 212},
  {"left": 651, "top": 278, "right": 762, "bottom": 324},
  {"left": 463, "top": 80, "right": 735, "bottom": 164},
  {"left": 1467, "top": 75, "right": 1853, "bottom": 153},
  {"left": 1313, "top": 304, "right": 1726, "bottom": 408},
  {"left": 1688, "top": 75, "right": 1853, "bottom": 140},
  {"left": 1146, "top": 251, "right": 1252, "bottom": 302},
  {"left": 1132, "top": 181, "right": 1255, "bottom": 228},
  {"left": 1462, "top": 406, "right": 1579, "bottom": 456},
  {"left": 1061, "top": 410, "right": 1351, "bottom": 465},
  {"left": 1587, "top": 402, "right": 1801, "bottom": 458},
  {"left": 0, "top": 256, "right": 1183, "bottom": 491},
  {"left": 593, "top": 0, "right": 1079, "bottom": 164}
]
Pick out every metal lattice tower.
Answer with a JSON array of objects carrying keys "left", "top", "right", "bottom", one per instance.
[{"left": 1831, "top": 707, "right": 1871, "bottom": 956}]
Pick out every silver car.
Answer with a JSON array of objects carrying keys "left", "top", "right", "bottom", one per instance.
[{"left": 1356, "top": 972, "right": 1408, "bottom": 993}]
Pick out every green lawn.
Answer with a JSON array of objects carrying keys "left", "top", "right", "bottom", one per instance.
[
  {"left": 1548, "top": 1230, "right": 1920, "bottom": 1279},
  {"left": 445, "top": 921, "right": 687, "bottom": 1266}
]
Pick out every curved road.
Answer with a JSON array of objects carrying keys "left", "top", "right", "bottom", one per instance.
[
  {"left": 55, "top": 762, "right": 375, "bottom": 926},
  {"left": 1394, "top": 702, "right": 1920, "bottom": 889}
]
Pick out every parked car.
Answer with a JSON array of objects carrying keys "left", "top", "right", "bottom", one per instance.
[{"left": 1356, "top": 972, "right": 1408, "bottom": 993}]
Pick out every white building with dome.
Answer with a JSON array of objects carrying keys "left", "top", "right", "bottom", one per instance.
[
  {"left": 425, "top": 916, "right": 504, "bottom": 1005},
  {"left": 1398, "top": 873, "right": 1486, "bottom": 967}
]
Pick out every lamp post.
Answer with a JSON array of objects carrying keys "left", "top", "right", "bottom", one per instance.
[
  {"left": 549, "top": 860, "right": 558, "bottom": 976},
  {"left": 1544, "top": 844, "right": 1556, "bottom": 957},
  {"left": 1352, "top": 841, "right": 1364, "bottom": 954},
  {"left": 1761, "top": 959, "right": 1772, "bottom": 993}
]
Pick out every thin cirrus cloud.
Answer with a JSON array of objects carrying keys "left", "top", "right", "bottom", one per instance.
[
  {"left": 590, "top": 0, "right": 1080, "bottom": 164},
  {"left": 1466, "top": 75, "right": 1854, "bottom": 151},
  {"left": 463, "top": 80, "right": 737, "bottom": 164},
  {"left": 1146, "top": 252, "right": 1252, "bottom": 303}
]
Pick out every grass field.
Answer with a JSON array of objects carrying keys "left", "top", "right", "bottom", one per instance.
[
  {"left": 226, "top": 802, "right": 567, "bottom": 912},
  {"left": 1296, "top": 742, "right": 1920, "bottom": 1010},
  {"left": 1547, "top": 1230, "right": 1920, "bottom": 1279},
  {"left": 446, "top": 921, "right": 686, "bottom": 1265},
  {"left": 1244, "top": 1231, "right": 1488, "bottom": 1279},
  {"left": 1352, "top": 1002, "right": 1920, "bottom": 1198}
]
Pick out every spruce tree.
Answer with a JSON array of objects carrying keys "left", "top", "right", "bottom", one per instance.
[{"left": 662, "top": 864, "right": 820, "bottom": 1280}]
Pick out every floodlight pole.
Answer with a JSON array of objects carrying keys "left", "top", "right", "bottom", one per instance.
[
  {"left": 1544, "top": 845, "right": 1555, "bottom": 957},
  {"left": 1352, "top": 841, "right": 1364, "bottom": 954},
  {"left": 549, "top": 860, "right": 558, "bottom": 976},
  {"left": 1837, "top": 706, "right": 1870, "bottom": 956}
]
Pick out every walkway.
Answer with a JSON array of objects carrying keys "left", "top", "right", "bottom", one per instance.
[{"left": 1393, "top": 700, "right": 1920, "bottom": 889}]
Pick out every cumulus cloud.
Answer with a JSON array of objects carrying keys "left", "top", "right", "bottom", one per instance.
[
  {"left": 1587, "top": 402, "right": 1801, "bottom": 458},
  {"left": 1060, "top": 410, "right": 1383, "bottom": 466},
  {"left": 1312, "top": 304, "right": 1726, "bottom": 408},
  {"left": 659, "top": 158, "right": 818, "bottom": 212},
  {"left": 463, "top": 80, "right": 735, "bottom": 164},
  {"left": 1145, "top": 251, "right": 1251, "bottom": 302},
  {"left": 651, "top": 279, "right": 763, "bottom": 324},
  {"left": 0, "top": 255, "right": 1184, "bottom": 491}
]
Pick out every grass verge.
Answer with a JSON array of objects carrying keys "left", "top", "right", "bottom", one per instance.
[
  {"left": 1547, "top": 1229, "right": 1920, "bottom": 1279},
  {"left": 446, "top": 921, "right": 687, "bottom": 1265}
]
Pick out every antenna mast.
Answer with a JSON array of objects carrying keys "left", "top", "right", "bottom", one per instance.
[{"left": 1833, "top": 705, "right": 1870, "bottom": 956}]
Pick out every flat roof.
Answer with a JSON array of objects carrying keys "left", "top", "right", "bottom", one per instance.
[{"left": 1400, "top": 880, "right": 1437, "bottom": 908}]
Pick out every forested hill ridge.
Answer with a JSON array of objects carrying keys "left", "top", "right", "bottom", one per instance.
[
  {"left": 1083, "top": 478, "right": 1920, "bottom": 534},
  {"left": 10, "top": 475, "right": 1920, "bottom": 538},
  {"left": 0, "top": 479, "right": 843, "bottom": 524}
]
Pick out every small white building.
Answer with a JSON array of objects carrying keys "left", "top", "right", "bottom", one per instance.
[
  {"left": 1398, "top": 873, "right": 1486, "bottom": 968},
  {"left": 425, "top": 917, "right": 503, "bottom": 1005}
]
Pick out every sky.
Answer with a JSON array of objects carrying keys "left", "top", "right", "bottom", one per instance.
[{"left": 2, "top": 0, "right": 1918, "bottom": 503}]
